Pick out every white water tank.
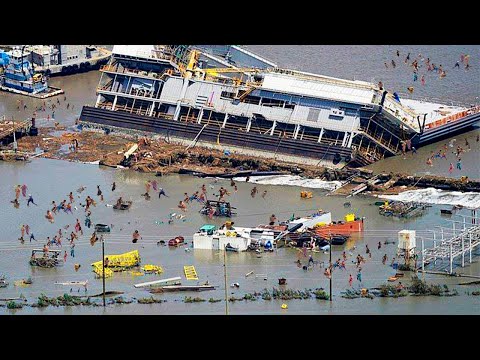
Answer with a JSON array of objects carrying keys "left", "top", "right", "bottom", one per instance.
[{"left": 398, "top": 230, "right": 416, "bottom": 250}]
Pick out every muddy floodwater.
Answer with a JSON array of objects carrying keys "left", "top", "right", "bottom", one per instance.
[{"left": 1, "top": 159, "right": 480, "bottom": 314}]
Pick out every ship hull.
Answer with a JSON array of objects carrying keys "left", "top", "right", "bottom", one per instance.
[
  {"left": 80, "top": 106, "right": 357, "bottom": 166},
  {"left": 415, "top": 112, "right": 480, "bottom": 146}
]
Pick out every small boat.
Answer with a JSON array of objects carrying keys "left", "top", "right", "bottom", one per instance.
[
  {"left": 313, "top": 213, "right": 364, "bottom": 236},
  {"left": 113, "top": 201, "right": 132, "bottom": 210},
  {"left": 440, "top": 209, "right": 453, "bottom": 215},
  {"left": 330, "top": 235, "right": 349, "bottom": 246},
  {"left": 225, "top": 243, "right": 239, "bottom": 252},
  {"left": 95, "top": 223, "right": 111, "bottom": 232}
]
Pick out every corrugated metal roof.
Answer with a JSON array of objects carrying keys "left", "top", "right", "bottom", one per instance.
[
  {"left": 112, "top": 45, "right": 155, "bottom": 59},
  {"left": 261, "top": 73, "right": 375, "bottom": 105}
]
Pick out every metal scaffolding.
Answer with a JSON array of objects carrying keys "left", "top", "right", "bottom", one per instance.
[{"left": 420, "top": 212, "right": 480, "bottom": 274}]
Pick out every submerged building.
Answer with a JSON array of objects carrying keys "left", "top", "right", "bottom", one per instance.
[{"left": 80, "top": 45, "right": 480, "bottom": 167}]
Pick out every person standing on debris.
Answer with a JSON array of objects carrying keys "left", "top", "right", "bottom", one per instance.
[
  {"left": 132, "top": 230, "right": 142, "bottom": 243},
  {"left": 269, "top": 214, "right": 277, "bottom": 226},
  {"left": 27, "top": 194, "right": 37, "bottom": 206},
  {"left": 111, "top": 182, "right": 116, "bottom": 192}
]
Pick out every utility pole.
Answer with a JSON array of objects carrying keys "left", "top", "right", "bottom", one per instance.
[
  {"left": 12, "top": 117, "right": 17, "bottom": 153},
  {"left": 101, "top": 235, "right": 106, "bottom": 307},
  {"left": 223, "top": 246, "right": 229, "bottom": 315},
  {"left": 329, "top": 232, "right": 332, "bottom": 302}
]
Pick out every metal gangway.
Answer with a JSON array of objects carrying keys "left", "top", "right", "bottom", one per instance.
[{"left": 419, "top": 210, "right": 480, "bottom": 274}]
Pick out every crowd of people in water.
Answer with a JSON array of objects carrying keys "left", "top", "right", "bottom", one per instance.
[
  {"left": 383, "top": 51, "right": 472, "bottom": 91},
  {"left": 15, "top": 95, "right": 74, "bottom": 122},
  {"left": 9, "top": 168, "right": 415, "bottom": 293},
  {"left": 423, "top": 135, "right": 479, "bottom": 175}
]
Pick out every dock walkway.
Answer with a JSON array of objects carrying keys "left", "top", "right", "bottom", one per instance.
[{"left": 420, "top": 213, "right": 480, "bottom": 274}]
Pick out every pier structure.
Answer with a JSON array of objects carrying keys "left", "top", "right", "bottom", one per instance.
[
  {"left": 419, "top": 210, "right": 480, "bottom": 274},
  {"left": 0, "top": 118, "right": 31, "bottom": 145}
]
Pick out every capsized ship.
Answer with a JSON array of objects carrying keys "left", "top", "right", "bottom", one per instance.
[{"left": 80, "top": 45, "right": 480, "bottom": 167}]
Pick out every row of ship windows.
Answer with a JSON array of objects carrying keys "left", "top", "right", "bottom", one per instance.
[{"left": 220, "top": 91, "right": 358, "bottom": 115}]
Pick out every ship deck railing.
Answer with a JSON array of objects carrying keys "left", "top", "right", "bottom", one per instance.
[{"left": 100, "top": 63, "right": 177, "bottom": 82}]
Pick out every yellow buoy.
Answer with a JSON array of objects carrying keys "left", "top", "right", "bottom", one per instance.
[{"left": 281, "top": 303, "right": 288, "bottom": 309}]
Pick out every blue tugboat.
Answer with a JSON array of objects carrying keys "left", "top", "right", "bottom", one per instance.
[{"left": 0, "top": 47, "right": 63, "bottom": 98}]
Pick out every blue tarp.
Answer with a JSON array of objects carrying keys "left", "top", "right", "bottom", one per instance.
[{"left": 0, "top": 51, "right": 10, "bottom": 66}]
